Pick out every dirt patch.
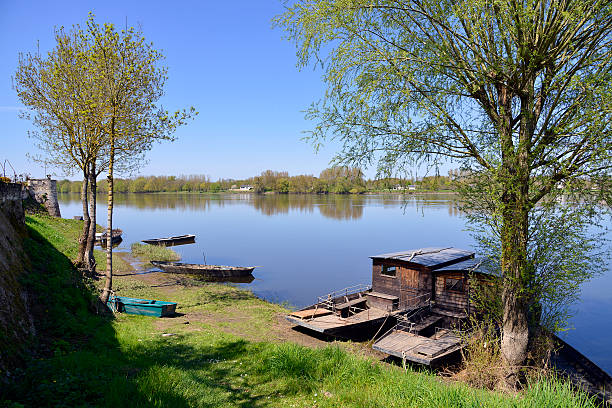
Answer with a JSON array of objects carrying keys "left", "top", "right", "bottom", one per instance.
[{"left": 116, "top": 256, "right": 384, "bottom": 360}]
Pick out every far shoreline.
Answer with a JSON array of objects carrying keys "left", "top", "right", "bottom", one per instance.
[{"left": 58, "top": 190, "right": 460, "bottom": 196}]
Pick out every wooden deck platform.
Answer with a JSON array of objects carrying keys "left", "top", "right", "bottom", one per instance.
[
  {"left": 289, "top": 308, "right": 334, "bottom": 319},
  {"left": 373, "top": 329, "right": 462, "bottom": 365},
  {"left": 286, "top": 307, "right": 390, "bottom": 334}
]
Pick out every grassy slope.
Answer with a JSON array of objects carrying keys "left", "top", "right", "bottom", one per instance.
[{"left": 2, "top": 215, "right": 598, "bottom": 407}]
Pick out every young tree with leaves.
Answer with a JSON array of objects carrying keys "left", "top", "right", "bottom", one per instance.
[
  {"left": 14, "top": 26, "right": 109, "bottom": 273},
  {"left": 82, "top": 16, "right": 196, "bottom": 304},
  {"left": 278, "top": 0, "right": 612, "bottom": 387}
]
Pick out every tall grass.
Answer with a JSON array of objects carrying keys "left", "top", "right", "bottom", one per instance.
[
  {"left": 257, "top": 343, "right": 597, "bottom": 408},
  {"left": 6, "top": 326, "right": 597, "bottom": 408},
  {"left": 130, "top": 243, "right": 180, "bottom": 262}
]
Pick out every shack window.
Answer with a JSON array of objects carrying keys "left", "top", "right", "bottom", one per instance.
[
  {"left": 445, "top": 277, "right": 465, "bottom": 292},
  {"left": 381, "top": 265, "right": 397, "bottom": 277}
]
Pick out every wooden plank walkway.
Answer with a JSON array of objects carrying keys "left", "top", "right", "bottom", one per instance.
[{"left": 373, "top": 330, "right": 462, "bottom": 365}]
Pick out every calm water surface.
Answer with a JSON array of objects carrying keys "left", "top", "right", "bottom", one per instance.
[{"left": 58, "top": 192, "right": 612, "bottom": 374}]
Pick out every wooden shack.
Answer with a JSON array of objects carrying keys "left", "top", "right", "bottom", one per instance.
[
  {"left": 369, "top": 247, "right": 475, "bottom": 312},
  {"left": 371, "top": 249, "right": 495, "bottom": 365},
  {"left": 286, "top": 247, "right": 485, "bottom": 337}
]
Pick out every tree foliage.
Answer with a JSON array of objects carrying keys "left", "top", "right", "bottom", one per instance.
[
  {"left": 76, "top": 15, "right": 196, "bottom": 303},
  {"left": 15, "top": 13, "right": 196, "bottom": 294},
  {"left": 14, "top": 21, "right": 111, "bottom": 271}
]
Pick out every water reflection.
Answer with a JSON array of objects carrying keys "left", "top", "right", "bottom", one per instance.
[
  {"left": 59, "top": 192, "right": 460, "bottom": 220},
  {"left": 187, "top": 274, "right": 255, "bottom": 283}
]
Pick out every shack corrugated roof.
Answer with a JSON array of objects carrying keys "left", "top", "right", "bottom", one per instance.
[
  {"left": 370, "top": 247, "right": 474, "bottom": 269},
  {"left": 433, "top": 258, "right": 492, "bottom": 274}
]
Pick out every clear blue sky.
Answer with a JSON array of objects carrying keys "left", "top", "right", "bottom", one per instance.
[{"left": 0, "top": 0, "right": 353, "bottom": 181}]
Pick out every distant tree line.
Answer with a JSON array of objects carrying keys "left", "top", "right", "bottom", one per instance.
[{"left": 57, "top": 167, "right": 458, "bottom": 194}]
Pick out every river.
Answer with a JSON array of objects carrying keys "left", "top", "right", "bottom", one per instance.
[{"left": 57, "top": 192, "right": 612, "bottom": 374}]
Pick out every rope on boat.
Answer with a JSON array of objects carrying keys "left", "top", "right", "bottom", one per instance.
[{"left": 370, "top": 311, "right": 392, "bottom": 342}]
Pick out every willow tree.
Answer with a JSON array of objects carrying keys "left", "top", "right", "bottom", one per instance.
[
  {"left": 82, "top": 17, "right": 196, "bottom": 304},
  {"left": 14, "top": 26, "right": 109, "bottom": 273},
  {"left": 278, "top": 0, "right": 612, "bottom": 386}
]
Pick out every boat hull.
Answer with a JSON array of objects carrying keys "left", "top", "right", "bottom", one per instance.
[
  {"left": 142, "top": 235, "right": 196, "bottom": 246},
  {"left": 151, "top": 261, "right": 255, "bottom": 277},
  {"left": 107, "top": 296, "right": 177, "bottom": 317},
  {"left": 286, "top": 289, "right": 402, "bottom": 338}
]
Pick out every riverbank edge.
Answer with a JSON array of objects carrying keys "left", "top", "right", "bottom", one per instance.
[{"left": 1, "top": 215, "right": 597, "bottom": 407}]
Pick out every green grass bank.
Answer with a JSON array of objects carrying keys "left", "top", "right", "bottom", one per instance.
[{"left": 1, "top": 215, "right": 598, "bottom": 407}]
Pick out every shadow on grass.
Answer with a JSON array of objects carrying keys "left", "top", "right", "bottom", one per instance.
[
  {"left": 2, "top": 218, "right": 288, "bottom": 407},
  {"left": 0, "top": 219, "right": 183, "bottom": 407},
  {"left": 115, "top": 339, "right": 267, "bottom": 408}
]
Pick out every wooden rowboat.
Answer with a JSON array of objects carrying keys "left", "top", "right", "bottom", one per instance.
[
  {"left": 142, "top": 234, "right": 195, "bottom": 246},
  {"left": 106, "top": 295, "right": 177, "bottom": 317},
  {"left": 151, "top": 261, "right": 256, "bottom": 277},
  {"left": 95, "top": 229, "right": 123, "bottom": 246}
]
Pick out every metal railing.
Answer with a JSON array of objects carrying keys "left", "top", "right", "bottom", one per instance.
[
  {"left": 316, "top": 283, "right": 371, "bottom": 312},
  {"left": 304, "top": 284, "right": 371, "bottom": 320},
  {"left": 375, "top": 294, "right": 432, "bottom": 338},
  {"left": 1, "top": 160, "right": 16, "bottom": 181},
  {"left": 400, "top": 293, "right": 431, "bottom": 312}
]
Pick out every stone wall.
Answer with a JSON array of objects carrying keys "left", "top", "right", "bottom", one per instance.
[
  {"left": 0, "top": 182, "right": 35, "bottom": 380},
  {"left": 0, "top": 182, "right": 26, "bottom": 202},
  {"left": 0, "top": 182, "right": 26, "bottom": 225},
  {"left": 26, "top": 178, "right": 61, "bottom": 218}
]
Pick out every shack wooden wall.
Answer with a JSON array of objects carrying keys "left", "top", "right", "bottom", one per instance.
[
  {"left": 371, "top": 259, "right": 401, "bottom": 298},
  {"left": 434, "top": 272, "right": 469, "bottom": 312},
  {"left": 372, "top": 259, "right": 433, "bottom": 309}
]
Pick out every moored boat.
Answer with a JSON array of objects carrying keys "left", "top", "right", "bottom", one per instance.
[
  {"left": 95, "top": 229, "right": 123, "bottom": 246},
  {"left": 151, "top": 260, "right": 256, "bottom": 277},
  {"left": 287, "top": 248, "right": 477, "bottom": 340},
  {"left": 142, "top": 234, "right": 196, "bottom": 246},
  {"left": 287, "top": 284, "right": 381, "bottom": 335},
  {"left": 287, "top": 246, "right": 612, "bottom": 403},
  {"left": 107, "top": 295, "right": 177, "bottom": 317}
]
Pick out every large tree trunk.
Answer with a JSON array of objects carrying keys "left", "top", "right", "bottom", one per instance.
[
  {"left": 499, "top": 171, "right": 531, "bottom": 388},
  {"left": 101, "top": 133, "right": 115, "bottom": 304},
  {"left": 76, "top": 171, "right": 90, "bottom": 268},
  {"left": 500, "top": 204, "right": 530, "bottom": 387},
  {"left": 497, "top": 84, "right": 532, "bottom": 389},
  {"left": 84, "top": 162, "right": 97, "bottom": 274}
]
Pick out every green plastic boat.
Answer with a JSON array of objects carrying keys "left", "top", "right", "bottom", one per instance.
[{"left": 107, "top": 295, "right": 177, "bottom": 317}]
